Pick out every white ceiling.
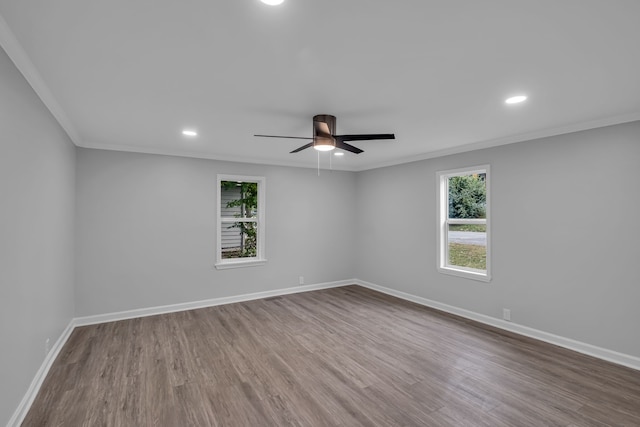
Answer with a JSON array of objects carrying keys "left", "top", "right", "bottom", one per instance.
[{"left": 1, "top": 0, "right": 639, "bottom": 171}]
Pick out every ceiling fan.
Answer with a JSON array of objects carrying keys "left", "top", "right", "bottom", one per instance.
[{"left": 254, "top": 114, "right": 395, "bottom": 154}]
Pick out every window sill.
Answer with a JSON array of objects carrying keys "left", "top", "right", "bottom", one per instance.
[
  {"left": 215, "top": 259, "right": 267, "bottom": 270},
  {"left": 438, "top": 266, "right": 491, "bottom": 282}
]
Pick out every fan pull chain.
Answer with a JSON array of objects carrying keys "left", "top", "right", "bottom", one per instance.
[
  {"left": 317, "top": 150, "right": 320, "bottom": 176},
  {"left": 329, "top": 151, "right": 332, "bottom": 171}
]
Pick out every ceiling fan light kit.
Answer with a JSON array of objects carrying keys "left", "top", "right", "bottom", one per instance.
[
  {"left": 313, "top": 141, "right": 336, "bottom": 151},
  {"left": 260, "top": 0, "right": 284, "bottom": 5},
  {"left": 254, "top": 114, "right": 395, "bottom": 155}
]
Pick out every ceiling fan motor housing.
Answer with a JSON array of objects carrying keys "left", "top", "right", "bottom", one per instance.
[
  {"left": 313, "top": 114, "right": 336, "bottom": 135},
  {"left": 313, "top": 114, "right": 337, "bottom": 150}
]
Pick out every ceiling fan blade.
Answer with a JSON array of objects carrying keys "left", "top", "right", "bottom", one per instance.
[
  {"left": 335, "top": 141, "right": 363, "bottom": 154},
  {"left": 290, "top": 142, "right": 314, "bottom": 153},
  {"left": 314, "top": 121, "right": 331, "bottom": 136},
  {"left": 335, "top": 133, "right": 395, "bottom": 142},
  {"left": 254, "top": 134, "right": 312, "bottom": 140}
]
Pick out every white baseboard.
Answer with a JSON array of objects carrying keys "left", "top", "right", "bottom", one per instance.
[
  {"left": 74, "top": 279, "right": 352, "bottom": 326},
  {"left": 354, "top": 279, "right": 640, "bottom": 372},
  {"left": 11, "top": 277, "right": 639, "bottom": 426},
  {"left": 7, "top": 319, "right": 75, "bottom": 427},
  {"left": 8, "top": 280, "right": 351, "bottom": 426}
]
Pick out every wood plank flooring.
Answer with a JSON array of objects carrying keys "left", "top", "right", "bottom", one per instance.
[{"left": 23, "top": 285, "right": 640, "bottom": 426}]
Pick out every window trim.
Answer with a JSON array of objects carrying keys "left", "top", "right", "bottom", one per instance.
[
  {"left": 437, "top": 165, "right": 491, "bottom": 282},
  {"left": 215, "top": 174, "right": 266, "bottom": 270}
]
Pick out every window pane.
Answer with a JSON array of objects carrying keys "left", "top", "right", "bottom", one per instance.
[
  {"left": 448, "top": 173, "right": 486, "bottom": 219},
  {"left": 448, "top": 224, "right": 486, "bottom": 270},
  {"left": 220, "top": 181, "right": 258, "bottom": 219},
  {"left": 221, "top": 222, "right": 257, "bottom": 258}
]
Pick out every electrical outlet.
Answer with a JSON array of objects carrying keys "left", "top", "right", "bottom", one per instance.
[
  {"left": 45, "top": 338, "right": 51, "bottom": 355},
  {"left": 503, "top": 308, "right": 511, "bottom": 321},
  {"left": 298, "top": 276, "right": 304, "bottom": 285}
]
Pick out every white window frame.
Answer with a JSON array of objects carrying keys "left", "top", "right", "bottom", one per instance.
[
  {"left": 437, "top": 165, "right": 491, "bottom": 282},
  {"left": 215, "top": 174, "right": 266, "bottom": 270}
]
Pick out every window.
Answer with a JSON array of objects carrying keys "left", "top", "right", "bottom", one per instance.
[
  {"left": 437, "top": 165, "right": 490, "bottom": 281},
  {"left": 216, "top": 174, "right": 266, "bottom": 269}
]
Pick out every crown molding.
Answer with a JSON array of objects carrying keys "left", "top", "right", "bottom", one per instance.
[
  {"left": 77, "top": 140, "right": 357, "bottom": 172},
  {"left": 354, "top": 112, "right": 640, "bottom": 171},
  {"left": 0, "top": 13, "right": 82, "bottom": 145},
  {"left": 79, "top": 113, "right": 640, "bottom": 172},
  {"left": 2, "top": 10, "right": 639, "bottom": 172}
]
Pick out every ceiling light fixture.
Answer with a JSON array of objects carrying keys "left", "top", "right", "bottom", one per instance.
[
  {"left": 334, "top": 152, "right": 344, "bottom": 156},
  {"left": 313, "top": 136, "right": 336, "bottom": 152},
  {"left": 260, "top": 0, "right": 284, "bottom": 5},
  {"left": 182, "top": 129, "right": 198, "bottom": 137},
  {"left": 254, "top": 114, "right": 394, "bottom": 154},
  {"left": 505, "top": 95, "right": 527, "bottom": 104}
]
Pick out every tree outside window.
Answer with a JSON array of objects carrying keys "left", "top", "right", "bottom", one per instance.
[
  {"left": 216, "top": 175, "right": 266, "bottom": 269},
  {"left": 220, "top": 181, "right": 258, "bottom": 258},
  {"left": 438, "top": 166, "right": 490, "bottom": 282}
]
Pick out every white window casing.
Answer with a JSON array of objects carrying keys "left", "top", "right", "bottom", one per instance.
[
  {"left": 215, "top": 174, "right": 266, "bottom": 269},
  {"left": 437, "top": 165, "right": 491, "bottom": 282}
]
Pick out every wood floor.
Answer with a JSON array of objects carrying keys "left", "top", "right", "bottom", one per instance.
[{"left": 23, "top": 285, "right": 640, "bottom": 426}]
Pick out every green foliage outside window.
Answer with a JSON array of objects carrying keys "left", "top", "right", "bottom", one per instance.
[
  {"left": 448, "top": 174, "right": 486, "bottom": 219},
  {"left": 447, "top": 173, "right": 487, "bottom": 271},
  {"left": 221, "top": 181, "right": 258, "bottom": 258}
]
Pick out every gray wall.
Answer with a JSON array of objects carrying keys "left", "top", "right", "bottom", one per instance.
[
  {"left": 355, "top": 121, "right": 640, "bottom": 358},
  {"left": 0, "top": 48, "right": 76, "bottom": 424},
  {"left": 75, "top": 148, "right": 356, "bottom": 316}
]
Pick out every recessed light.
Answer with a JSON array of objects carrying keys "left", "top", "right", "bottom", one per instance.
[
  {"left": 334, "top": 152, "right": 344, "bottom": 156},
  {"left": 182, "top": 130, "right": 198, "bottom": 137},
  {"left": 505, "top": 95, "right": 527, "bottom": 104},
  {"left": 261, "top": 0, "right": 284, "bottom": 5}
]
